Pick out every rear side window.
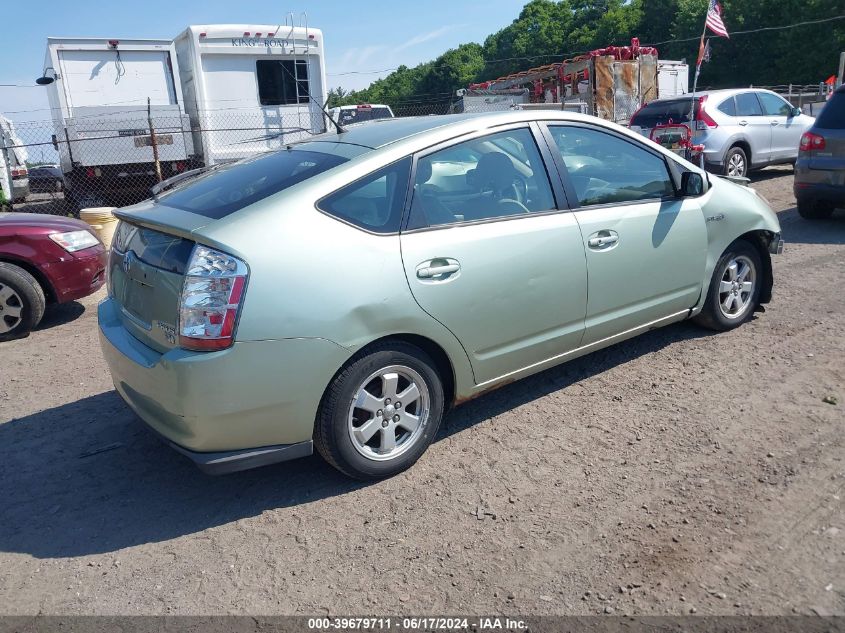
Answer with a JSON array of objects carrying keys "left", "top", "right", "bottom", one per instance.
[
  {"left": 717, "top": 96, "right": 736, "bottom": 116},
  {"left": 319, "top": 158, "right": 412, "bottom": 233},
  {"left": 815, "top": 91, "right": 845, "bottom": 129},
  {"left": 630, "top": 98, "right": 695, "bottom": 128},
  {"left": 256, "top": 59, "right": 309, "bottom": 105},
  {"left": 735, "top": 92, "right": 763, "bottom": 116},
  {"left": 548, "top": 125, "right": 675, "bottom": 206},
  {"left": 159, "top": 149, "right": 348, "bottom": 219}
]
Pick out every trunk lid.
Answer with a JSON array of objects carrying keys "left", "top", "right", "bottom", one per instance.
[{"left": 109, "top": 204, "right": 200, "bottom": 353}]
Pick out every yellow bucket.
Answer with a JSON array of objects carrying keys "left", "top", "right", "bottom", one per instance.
[{"left": 79, "top": 207, "right": 119, "bottom": 250}]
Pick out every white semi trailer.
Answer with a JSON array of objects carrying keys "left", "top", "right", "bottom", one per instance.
[
  {"left": 37, "top": 37, "right": 194, "bottom": 209},
  {"left": 36, "top": 21, "right": 328, "bottom": 208}
]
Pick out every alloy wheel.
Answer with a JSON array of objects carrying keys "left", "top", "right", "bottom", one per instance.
[
  {"left": 347, "top": 365, "right": 430, "bottom": 461},
  {"left": 0, "top": 283, "right": 24, "bottom": 334},
  {"left": 727, "top": 153, "right": 746, "bottom": 177},
  {"left": 718, "top": 255, "right": 756, "bottom": 319}
]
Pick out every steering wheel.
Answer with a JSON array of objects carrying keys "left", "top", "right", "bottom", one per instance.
[
  {"left": 500, "top": 175, "right": 527, "bottom": 204},
  {"left": 497, "top": 197, "right": 530, "bottom": 214}
]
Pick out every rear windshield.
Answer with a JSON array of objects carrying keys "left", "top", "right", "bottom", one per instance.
[
  {"left": 630, "top": 98, "right": 696, "bottom": 128},
  {"left": 158, "top": 149, "right": 349, "bottom": 218},
  {"left": 815, "top": 91, "right": 845, "bottom": 129},
  {"left": 337, "top": 107, "right": 393, "bottom": 125}
]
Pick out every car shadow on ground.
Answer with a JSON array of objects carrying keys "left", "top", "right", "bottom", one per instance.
[
  {"left": 34, "top": 301, "right": 87, "bottom": 332},
  {"left": 0, "top": 320, "right": 719, "bottom": 559},
  {"left": 778, "top": 206, "right": 845, "bottom": 245},
  {"left": 748, "top": 166, "right": 794, "bottom": 183}
]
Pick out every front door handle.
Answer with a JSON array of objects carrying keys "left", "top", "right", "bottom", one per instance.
[
  {"left": 770, "top": 120, "right": 780, "bottom": 126},
  {"left": 738, "top": 120, "right": 748, "bottom": 126},
  {"left": 416, "top": 258, "right": 461, "bottom": 279},
  {"left": 587, "top": 233, "right": 619, "bottom": 248}
]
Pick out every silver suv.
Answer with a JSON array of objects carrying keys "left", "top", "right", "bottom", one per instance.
[{"left": 630, "top": 88, "right": 816, "bottom": 177}]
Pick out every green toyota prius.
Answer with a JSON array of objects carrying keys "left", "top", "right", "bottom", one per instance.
[{"left": 98, "top": 111, "right": 783, "bottom": 479}]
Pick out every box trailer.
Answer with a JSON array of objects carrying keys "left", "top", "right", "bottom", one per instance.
[
  {"left": 657, "top": 60, "right": 689, "bottom": 98},
  {"left": 173, "top": 24, "right": 327, "bottom": 165},
  {"left": 38, "top": 37, "right": 194, "bottom": 209},
  {"left": 0, "top": 115, "right": 30, "bottom": 203}
]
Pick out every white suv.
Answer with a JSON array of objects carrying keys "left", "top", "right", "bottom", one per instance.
[{"left": 630, "top": 88, "right": 816, "bottom": 177}]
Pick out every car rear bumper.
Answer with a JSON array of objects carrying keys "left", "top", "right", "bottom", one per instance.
[
  {"left": 40, "top": 246, "right": 108, "bottom": 303},
  {"left": 795, "top": 161, "right": 845, "bottom": 204},
  {"left": 97, "top": 297, "right": 350, "bottom": 471}
]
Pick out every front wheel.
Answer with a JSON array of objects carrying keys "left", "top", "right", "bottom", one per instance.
[
  {"left": 314, "top": 342, "right": 445, "bottom": 479},
  {"left": 694, "top": 240, "right": 762, "bottom": 331},
  {"left": 0, "top": 262, "right": 46, "bottom": 340}
]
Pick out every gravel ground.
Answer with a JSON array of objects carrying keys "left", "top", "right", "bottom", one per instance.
[{"left": 0, "top": 166, "right": 843, "bottom": 616}]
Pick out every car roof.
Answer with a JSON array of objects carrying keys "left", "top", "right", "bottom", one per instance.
[
  {"left": 644, "top": 87, "right": 784, "bottom": 105},
  {"left": 308, "top": 111, "right": 601, "bottom": 150}
]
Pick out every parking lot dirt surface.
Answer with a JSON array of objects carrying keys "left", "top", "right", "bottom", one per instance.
[{"left": 1, "top": 166, "right": 843, "bottom": 616}]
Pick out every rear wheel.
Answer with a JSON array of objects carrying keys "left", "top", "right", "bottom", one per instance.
[
  {"left": 694, "top": 240, "right": 761, "bottom": 331},
  {"left": 314, "top": 341, "right": 445, "bottom": 479},
  {"left": 797, "top": 199, "right": 834, "bottom": 220},
  {"left": 723, "top": 146, "right": 748, "bottom": 178},
  {"left": 0, "top": 262, "right": 46, "bottom": 340}
]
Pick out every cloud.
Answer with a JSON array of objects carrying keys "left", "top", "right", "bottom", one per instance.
[
  {"left": 395, "top": 25, "right": 461, "bottom": 52},
  {"left": 339, "top": 45, "right": 387, "bottom": 69}
]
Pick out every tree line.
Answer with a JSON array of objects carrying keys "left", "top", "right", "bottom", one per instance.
[{"left": 328, "top": 0, "right": 844, "bottom": 113}]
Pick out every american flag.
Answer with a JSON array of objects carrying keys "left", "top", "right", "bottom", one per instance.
[{"left": 705, "top": 0, "right": 730, "bottom": 38}]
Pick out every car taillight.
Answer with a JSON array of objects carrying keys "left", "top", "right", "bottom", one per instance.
[
  {"left": 799, "top": 132, "right": 825, "bottom": 152},
  {"left": 695, "top": 95, "right": 718, "bottom": 130},
  {"left": 179, "top": 245, "right": 248, "bottom": 352}
]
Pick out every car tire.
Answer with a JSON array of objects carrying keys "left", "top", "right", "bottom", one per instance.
[
  {"left": 0, "top": 262, "right": 46, "bottom": 341},
  {"left": 723, "top": 146, "right": 748, "bottom": 178},
  {"left": 314, "top": 341, "right": 445, "bottom": 480},
  {"left": 797, "top": 199, "right": 834, "bottom": 220},
  {"left": 694, "top": 239, "right": 762, "bottom": 332}
]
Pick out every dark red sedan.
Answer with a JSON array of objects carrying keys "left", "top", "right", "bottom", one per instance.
[{"left": 0, "top": 212, "right": 107, "bottom": 339}]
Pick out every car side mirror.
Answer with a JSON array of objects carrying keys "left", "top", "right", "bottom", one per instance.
[
  {"left": 791, "top": 106, "right": 802, "bottom": 117},
  {"left": 680, "top": 171, "right": 705, "bottom": 197}
]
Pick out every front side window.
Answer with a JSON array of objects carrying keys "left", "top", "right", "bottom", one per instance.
[
  {"left": 256, "top": 59, "right": 309, "bottom": 106},
  {"left": 407, "top": 128, "right": 555, "bottom": 229},
  {"left": 735, "top": 92, "right": 764, "bottom": 117},
  {"left": 319, "top": 158, "right": 412, "bottom": 233},
  {"left": 757, "top": 92, "right": 793, "bottom": 117},
  {"left": 547, "top": 126, "right": 675, "bottom": 206}
]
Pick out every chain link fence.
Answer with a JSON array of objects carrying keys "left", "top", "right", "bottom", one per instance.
[
  {"left": 0, "top": 109, "right": 332, "bottom": 216},
  {"left": 0, "top": 94, "right": 684, "bottom": 216}
]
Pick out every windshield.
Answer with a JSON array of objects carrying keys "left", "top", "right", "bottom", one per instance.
[
  {"left": 158, "top": 148, "right": 349, "bottom": 219},
  {"left": 631, "top": 98, "right": 697, "bottom": 128},
  {"left": 815, "top": 91, "right": 845, "bottom": 129}
]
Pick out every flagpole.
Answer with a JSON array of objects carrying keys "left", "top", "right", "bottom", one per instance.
[{"left": 689, "top": 18, "right": 709, "bottom": 130}]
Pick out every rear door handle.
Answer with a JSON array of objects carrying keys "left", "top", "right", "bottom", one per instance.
[
  {"left": 588, "top": 233, "right": 619, "bottom": 248},
  {"left": 416, "top": 259, "right": 461, "bottom": 279}
]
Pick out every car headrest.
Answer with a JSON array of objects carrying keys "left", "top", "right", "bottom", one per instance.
[{"left": 475, "top": 152, "right": 516, "bottom": 192}]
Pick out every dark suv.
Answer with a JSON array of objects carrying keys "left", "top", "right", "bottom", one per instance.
[{"left": 794, "top": 85, "right": 845, "bottom": 219}]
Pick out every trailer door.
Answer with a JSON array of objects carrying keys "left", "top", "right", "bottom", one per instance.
[{"left": 58, "top": 49, "right": 177, "bottom": 109}]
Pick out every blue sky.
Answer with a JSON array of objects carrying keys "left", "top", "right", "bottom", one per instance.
[{"left": 0, "top": 0, "right": 524, "bottom": 124}]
